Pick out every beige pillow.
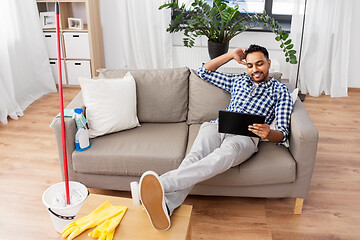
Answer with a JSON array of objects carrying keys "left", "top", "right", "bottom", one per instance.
[
  {"left": 97, "top": 68, "right": 190, "bottom": 123},
  {"left": 79, "top": 72, "right": 140, "bottom": 138},
  {"left": 269, "top": 72, "right": 283, "bottom": 81},
  {"left": 187, "top": 70, "right": 230, "bottom": 124}
]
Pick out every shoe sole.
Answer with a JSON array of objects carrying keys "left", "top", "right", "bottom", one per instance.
[{"left": 139, "top": 171, "right": 170, "bottom": 231}]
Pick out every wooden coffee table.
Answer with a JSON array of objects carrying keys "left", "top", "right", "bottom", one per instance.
[{"left": 72, "top": 193, "right": 192, "bottom": 239}]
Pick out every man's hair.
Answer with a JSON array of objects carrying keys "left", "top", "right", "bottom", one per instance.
[{"left": 245, "top": 44, "right": 269, "bottom": 60}]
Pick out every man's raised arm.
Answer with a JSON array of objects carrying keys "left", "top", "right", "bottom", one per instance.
[{"left": 203, "top": 48, "right": 247, "bottom": 71}]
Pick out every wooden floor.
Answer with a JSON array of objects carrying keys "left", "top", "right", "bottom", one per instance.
[{"left": 1, "top": 87, "right": 359, "bottom": 240}]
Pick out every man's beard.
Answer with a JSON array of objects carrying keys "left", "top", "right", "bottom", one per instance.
[{"left": 250, "top": 71, "right": 269, "bottom": 83}]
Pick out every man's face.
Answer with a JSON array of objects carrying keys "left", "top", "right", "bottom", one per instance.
[{"left": 245, "top": 51, "right": 271, "bottom": 83}]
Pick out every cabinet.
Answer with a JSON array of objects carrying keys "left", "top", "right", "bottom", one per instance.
[
  {"left": 37, "top": 0, "right": 104, "bottom": 85},
  {"left": 49, "top": 60, "right": 67, "bottom": 84}
]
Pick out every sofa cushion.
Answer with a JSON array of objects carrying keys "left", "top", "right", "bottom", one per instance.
[
  {"left": 187, "top": 70, "right": 230, "bottom": 124},
  {"left": 97, "top": 68, "right": 190, "bottom": 123},
  {"left": 79, "top": 73, "right": 140, "bottom": 138},
  {"left": 72, "top": 122, "right": 188, "bottom": 176},
  {"left": 186, "top": 124, "right": 296, "bottom": 186}
]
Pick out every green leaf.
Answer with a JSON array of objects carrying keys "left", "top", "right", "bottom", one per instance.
[
  {"left": 275, "top": 36, "right": 281, "bottom": 41},
  {"left": 286, "top": 44, "right": 294, "bottom": 49},
  {"left": 286, "top": 57, "right": 289, "bottom": 62},
  {"left": 278, "top": 27, "right": 283, "bottom": 35},
  {"left": 290, "top": 55, "right": 297, "bottom": 60},
  {"left": 285, "top": 39, "right": 292, "bottom": 45},
  {"left": 281, "top": 33, "right": 288, "bottom": 40},
  {"left": 290, "top": 59, "right": 298, "bottom": 64},
  {"left": 288, "top": 50, "right": 297, "bottom": 55}
]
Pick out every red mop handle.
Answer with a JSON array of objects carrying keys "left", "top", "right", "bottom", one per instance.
[{"left": 56, "top": 2, "right": 71, "bottom": 205}]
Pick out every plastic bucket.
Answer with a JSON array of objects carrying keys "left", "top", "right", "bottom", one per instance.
[{"left": 42, "top": 181, "right": 88, "bottom": 233}]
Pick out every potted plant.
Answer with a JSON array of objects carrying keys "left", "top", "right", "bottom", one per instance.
[{"left": 159, "top": 0, "right": 297, "bottom": 63}]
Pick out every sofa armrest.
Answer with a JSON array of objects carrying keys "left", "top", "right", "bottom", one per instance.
[
  {"left": 66, "top": 91, "right": 84, "bottom": 112},
  {"left": 53, "top": 91, "right": 84, "bottom": 181},
  {"left": 288, "top": 99, "right": 318, "bottom": 198}
]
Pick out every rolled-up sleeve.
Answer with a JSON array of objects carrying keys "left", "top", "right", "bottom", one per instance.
[
  {"left": 274, "top": 87, "right": 293, "bottom": 146},
  {"left": 197, "top": 66, "right": 243, "bottom": 93}
]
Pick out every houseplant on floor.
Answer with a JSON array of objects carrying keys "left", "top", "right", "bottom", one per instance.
[{"left": 159, "top": 0, "right": 297, "bottom": 63}]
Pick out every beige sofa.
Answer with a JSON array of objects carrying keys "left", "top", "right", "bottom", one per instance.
[{"left": 53, "top": 67, "right": 318, "bottom": 214}]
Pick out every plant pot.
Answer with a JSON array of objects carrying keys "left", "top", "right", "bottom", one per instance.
[{"left": 208, "top": 40, "right": 229, "bottom": 59}]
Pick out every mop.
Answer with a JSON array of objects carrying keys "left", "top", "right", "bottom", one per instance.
[
  {"left": 42, "top": 3, "right": 89, "bottom": 234},
  {"left": 55, "top": 1, "right": 71, "bottom": 205}
]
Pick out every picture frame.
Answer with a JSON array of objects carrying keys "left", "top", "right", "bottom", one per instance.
[
  {"left": 40, "top": 12, "right": 56, "bottom": 29},
  {"left": 68, "top": 18, "right": 84, "bottom": 30}
]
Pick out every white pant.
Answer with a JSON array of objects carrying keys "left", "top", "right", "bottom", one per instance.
[{"left": 159, "top": 122, "right": 259, "bottom": 215}]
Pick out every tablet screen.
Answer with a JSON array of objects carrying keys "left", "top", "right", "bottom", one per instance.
[{"left": 218, "top": 110, "right": 266, "bottom": 138}]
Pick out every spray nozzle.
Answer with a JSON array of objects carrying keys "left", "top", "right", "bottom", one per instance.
[{"left": 74, "top": 108, "right": 83, "bottom": 114}]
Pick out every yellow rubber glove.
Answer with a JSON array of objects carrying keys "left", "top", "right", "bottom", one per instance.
[
  {"left": 88, "top": 206, "right": 128, "bottom": 240},
  {"left": 62, "top": 201, "right": 122, "bottom": 240}
]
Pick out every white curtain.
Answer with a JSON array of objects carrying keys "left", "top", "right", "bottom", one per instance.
[
  {"left": 0, "top": 0, "right": 56, "bottom": 124},
  {"left": 100, "top": 0, "right": 173, "bottom": 69},
  {"left": 288, "top": 0, "right": 305, "bottom": 88},
  {"left": 296, "top": 0, "right": 359, "bottom": 97}
]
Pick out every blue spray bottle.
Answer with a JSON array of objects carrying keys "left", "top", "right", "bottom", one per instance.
[{"left": 73, "top": 108, "right": 91, "bottom": 151}]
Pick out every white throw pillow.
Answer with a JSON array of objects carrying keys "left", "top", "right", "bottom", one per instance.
[
  {"left": 79, "top": 72, "right": 140, "bottom": 138},
  {"left": 290, "top": 88, "right": 299, "bottom": 105}
]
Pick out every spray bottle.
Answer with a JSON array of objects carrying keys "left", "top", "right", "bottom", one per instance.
[{"left": 73, "top": 108, "right": 91, "bottom": 151}]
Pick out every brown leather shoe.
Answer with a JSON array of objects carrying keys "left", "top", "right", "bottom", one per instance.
[{"left": 139, "top": 171, "right": 171, "bottom": 231}]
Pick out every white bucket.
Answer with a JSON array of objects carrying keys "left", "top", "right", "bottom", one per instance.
[{"left": 42, "top": 181, "right": 88, "bottom": 233}]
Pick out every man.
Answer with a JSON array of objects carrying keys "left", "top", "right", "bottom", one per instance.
[{"left": 131, "top": 44, "right": 293, "bottom": 231}]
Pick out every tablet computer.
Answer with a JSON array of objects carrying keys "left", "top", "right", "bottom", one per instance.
[{"left": 218, "top": 110, "right": 266, "bottom": 138}]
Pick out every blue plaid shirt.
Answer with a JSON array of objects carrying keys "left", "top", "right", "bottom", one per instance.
[{"left": 197, "top": 66, "right": 293, "bottom": 146}]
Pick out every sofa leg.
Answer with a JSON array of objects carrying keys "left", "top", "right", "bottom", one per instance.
[{"left": 293, "top": 198, "right": 304, "bottom": 214}]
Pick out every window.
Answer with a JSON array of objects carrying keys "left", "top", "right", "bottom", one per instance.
[
  {"left": 177, "top": 0, "right": 294, "bottom": 32},
  {"left": 228, "top": 0, "right": 265, "bottom": 13},
  {"left": 272, "top": 0, "right": 294, "bottom": 15},
  {"left": 264, "top": 0, "right": 294, "bottom": 31}
]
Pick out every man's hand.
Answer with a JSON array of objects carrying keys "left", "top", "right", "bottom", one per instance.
[
  {"left": 248, "top": 124, "right": 270, "bottom": 140},
  {"left": 203, "top": 48, "right": 247, "bottom": 71},
  {"left": 248, "top": 124, "right": 284, "bottom": 143},
  {"left": 231, "top": 48, "right": 247, "bottom": 65}
]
